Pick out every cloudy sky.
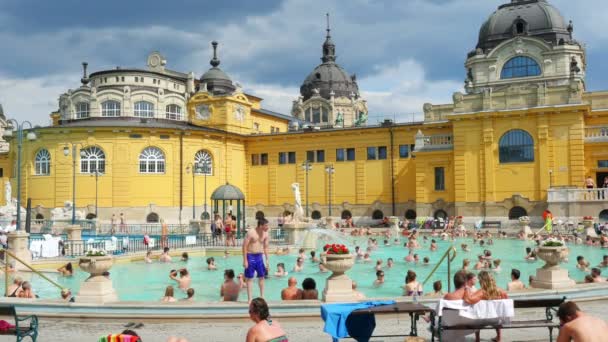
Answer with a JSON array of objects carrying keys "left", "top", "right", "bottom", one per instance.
[{"left": 0, "top": 0, "right": 606, "bottom": 126}]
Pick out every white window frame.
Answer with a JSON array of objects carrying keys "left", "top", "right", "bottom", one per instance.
[
  {"left": 134, "top": 101, "right": 155, "bottom": 118},
  {"left": 80, "top": 146, "right": 105, "bottom": 174},
  {"left": 101, "top": 100, "right": 121, "bottom": 117},
  {"left": 34, "top": 149, "right": 51, "bottom": 176},
  {"left": 139, "top": 147, "right": 165, "bottom": 174},
  {"left": 165, "top": 104, "right": 182, "bottom": 120},
  {"left": 194, "top": 150, "right": 213, "bottom": 175},
  {"left": 75, "top": 102, "right": 90, "bottom": 119}
]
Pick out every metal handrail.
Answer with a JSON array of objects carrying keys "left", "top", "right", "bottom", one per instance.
[
  {"left": 422, "top": 245, "right": 457, "bottom": 292},
  {"left": 2, "top": 248, "right": 65, "bottom": 297}
]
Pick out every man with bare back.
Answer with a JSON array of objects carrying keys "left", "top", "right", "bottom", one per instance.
[{"left": 243, "top": 218, "right": 270, "bottom": 303}]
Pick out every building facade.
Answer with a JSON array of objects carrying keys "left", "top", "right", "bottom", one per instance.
[{"left": 1, "top": 0, "right": 607, "bottom": 226}]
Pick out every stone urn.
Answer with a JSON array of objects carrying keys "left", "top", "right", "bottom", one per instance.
[
  {"left": 531, "top": 245, "right": 575, "bottom": 289},
  {"left": 323, "top": 253, "right": 355, "bottom": 279},
  {"left": 77, "top": 255, "right": 118, "bottom": 303},
  {"left": 519, "top": 217, "right": 531, "bottom": 228},
  {"left": 78, "top": 255, "right": 114, "bottom": 278},
  {"left": 583, "top": 219, "right": 594, "bottom": 229},
  {"left": 321, "top": 253, "right": 357, "bottom": 302},
  {"left": 536, "top": 246, "right": 568, "bottom": 270}
]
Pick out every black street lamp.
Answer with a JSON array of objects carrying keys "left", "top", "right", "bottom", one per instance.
[
  {"left": 63, "top": 144, "right": 87, "bottom": 224},
  {"left": 325, "top": 164, "right": 335, "bottom": 217}
]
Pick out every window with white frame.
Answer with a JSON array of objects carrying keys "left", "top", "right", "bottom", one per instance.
[
  {"left": 194, "top": 150, "right": 213, "bottom": 175},
  {"left": 75, "top": 102, "right": 90, "bottom": 119},
  {"left": 80, "top": 146, "right": 106, "bottom": 173},
  {"left": 134, "top": 101, "right": 154, "bottom": 118},
  {"left": 139, "top": 147, "right": 165, "bottom": 174},
  {"left": 165, "top": 104, "right": 182, "bottom": 120},
  {"left": 101, "top": 100, "right": 121, "bottom": 117},
  {"left": 34, "top": 149, "right": 51, "bottom": 175}
]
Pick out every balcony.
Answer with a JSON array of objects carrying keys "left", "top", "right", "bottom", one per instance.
[
  {"left": 585, "top": 126, "right": 608, "bottom": 143},
  {"left": 548, "top": 187, "right": 608, "bottom": 203},
  {"left": 413, "top": 130, "right": 453, "bottom": 152}
]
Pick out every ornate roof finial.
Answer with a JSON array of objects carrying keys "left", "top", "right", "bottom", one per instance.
[
  {"left": 80, "top": 62, "right": 90, "bottom": 86},
  {"left": 322, "top": 13, "right": 336, "bottom": 63},
  {"left": 210, "top": 41, "right": 220, "bottom": 68}
]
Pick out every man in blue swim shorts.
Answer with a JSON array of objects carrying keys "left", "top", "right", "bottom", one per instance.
[{"left": 243, "top": 218, "right": 270, "bottom": 302}]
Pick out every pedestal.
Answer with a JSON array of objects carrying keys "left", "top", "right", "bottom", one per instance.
[
  {"left": 531, "top": 268, "right": 576, "bottom": 289},
  {"left": 189, "top": 220, "right": 201, "bottom": 234},
  {"left": 201, "top": 219, "right": 212, "bottom": 234},
  {"left": 7, "top": 231, "right": 31, "bottom": 271},
  {"left": 76, "top": 275, "right": 118, "bottom": 303},
  {"left": 389, "top": 216, "right": 400, "bottom": 237},
  {"left": 66, "top": 225, "right": 82, "bottom": 241},
  {"left": 283, "top": 222, "right": 316, "bottom": 246},
  {"left": 585, "top": 227, "right": 598, "bottom": 238},
  {"left": 323, "top": 277, "right": 357, "bottom": 302},
  {"left": 523, "top": 225, "right": 532, "bottom": 236}
]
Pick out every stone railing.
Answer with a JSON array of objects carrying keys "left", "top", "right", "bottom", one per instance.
[
  {"left": 548, "top": 187, "right": 608, "bottom": 202},
  {"left": 414, "top": 130, "right": 453, "bottom": 152},
  {"left": 585, "top": 126, "right": 608, "bottom": 143}
]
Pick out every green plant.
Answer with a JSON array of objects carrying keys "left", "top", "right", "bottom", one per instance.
[{"left": 542, "top": 241, "right": 564, "bottom": 247}]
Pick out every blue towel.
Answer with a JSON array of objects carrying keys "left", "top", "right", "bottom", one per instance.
[{"left": 321, "top": 300, "right": 396, "bottom": 340}]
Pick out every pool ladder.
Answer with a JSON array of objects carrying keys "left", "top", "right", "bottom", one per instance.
[
  {"left": 422, "top": 245, "right": 457, "bottom": 292},
  {"left": 1, "top": 248, "right": 66, "bottom": 297}
]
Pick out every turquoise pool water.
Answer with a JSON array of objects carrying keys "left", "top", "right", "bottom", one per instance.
[{"left": 16, "top": 237, "right": 608, "bottom": 301}]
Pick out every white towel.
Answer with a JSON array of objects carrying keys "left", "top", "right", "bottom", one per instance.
[
  {"left": 29, "top": 240, "right": 43, "bottom": 258},
  {"left": 148, "top": 238, "right": 156, "bottom": 248},
  {"left": 40, "top": 240, "right": 59, "bottom": 258},
  {"left": 122, "top": 237, "right": 129, "bottom": 247},
  {"left": 185, "top": 235, "right": 196, "bottom": 245},
  {"left": 436, "top": 299, "right": 514, "bottom": 319},
  {"left": 104, "top": 240, "right": 117, "bottom": 251},
  {"left": 42, "top": 234, "right": 52, "bottom": 241}
]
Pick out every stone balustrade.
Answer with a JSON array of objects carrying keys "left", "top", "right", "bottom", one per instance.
[
  {"left": 548, "top": 187, "right": 608, "bottom": 202},
  {"left": 585, "top": 126, "right": 608, "bottom": 142},
  {"left": 414, "top": 130, "right": 453, "bottom": 152}
]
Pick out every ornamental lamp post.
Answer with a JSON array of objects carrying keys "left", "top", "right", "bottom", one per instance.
[
  {"left": 301, "top": 160, "right": 312, "bottom": 217},
  {"left": 3, "top": 120, "right": 37, "bottom": 230},
  {"left": 200, "top": 160, "right": 211, "bottom": 219},
  {"left": 325, "top": 164, "right": 335, "bottom": 217},
  {"left": 63, "top": 144, "right": 87, "bottom": 224}
]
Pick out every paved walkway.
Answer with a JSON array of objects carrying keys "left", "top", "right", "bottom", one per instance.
[{"left": 28, "top": 299, "right": 606, "bottom": 341}]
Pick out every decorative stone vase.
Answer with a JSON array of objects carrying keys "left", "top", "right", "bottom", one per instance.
[
  {"left": 77, "top": 255, "right": 118, "bottom": 303},
  {"left": 78, "top": 255, "right": 113, "bottom": 277},
  {"left": 536, "top": 246, "right": 568, "bottom": 269},
  {"left": 322, "top": 253, "right": 357, "bottom": 302},
  {"left": 323, "top": 253, "right": 354, "bottom": 279},
  {"left": 519, "top": 218, "right": 531, "bottom": 228},
  {"left": 583, "top": 220, "right": 594, "bottom": 229},
  {"left": 531, "top": 245, "right": 575, "bottom": 289}
]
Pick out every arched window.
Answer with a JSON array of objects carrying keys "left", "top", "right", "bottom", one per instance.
[
  {"left": 194, "top": 150, "right": 213, "bottom": 175},
  {"left": 405, "top": 209, "right": 417, "bottom": 220},
  {"left": 146, "top": 212, "right": 159, "bottom": 223},
  {"left": 434, "top": 210, "right": 448, "bottom": 220},
  {"left": 139, "top": 147, "right": 165, "bottom": 174},
  {"left": 508, "top": 206, "right": 528, "bottom": 220},
  {"left": 101, "top": 100, "right": 121, "bottom": 117},
  {"left": 34, "top": 149, "right": 51, "bottom": 176},
  {"left": 501, "top": 56, "right": 541, "bottom": 79},
  {"left": 599, "top": 209, "right": 608, "bottom": 222},
  {"left": 305, "top": 106, "right": 329, "bottom": 123},
  {"left": 75, "top": 102, "right": 90, "bottom": 119},
  {"left": 134, "top": 101, "right": 154, "bottom": 118},
  {"left": 80, "top": 146, "right": 105, "bottom": 173},
  {"left": 311, "top": 210, "right": 322, "bottom": 220},
  {"left": 499, "top": 129, "right": 534, "bottom": 163},
  {"left": 372, "top": 210, "right": 384, "bottom": 220},
  {"left": 165, "top": 104, "right": 182, "bottom": 120},
  {"left": 35, "top": 213, "right": 44, "bottom": 221},
  {"left": 255, "top": 211, "right": 265, "bottom": 220},
  {"left": 341, "top": 210, "right": 352, "bottom": 220}
]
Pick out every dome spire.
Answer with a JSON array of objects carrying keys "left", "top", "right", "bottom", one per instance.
[
  {"left": 210, "top": 41, "right": 220, "bottom": 68},
  {"left": 322, "top": 13, "right": 336, "bottom": 63}
]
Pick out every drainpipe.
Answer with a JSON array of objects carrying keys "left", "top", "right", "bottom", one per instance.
[
  {"left": 390, "top": 125, "right": 396, "bottom": 216},
  {"left": 179, "top": 131, "right": 184, "bottom": 223}
]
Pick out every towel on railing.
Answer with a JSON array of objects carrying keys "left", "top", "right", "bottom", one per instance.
[
  {"left": 185, "top": 235, "right": 196, "bottom": 245},
  {"left": 42, "top": 234, "right": 52, "bottom": 241},
  {"left": 104, "top": 240, "right": 117, "bottom": 252},
  {"left": 122, "top": 237, "right": 129, "bottom": 247},
  {"left": 29, "top": 240, "right": 43, "bottom": 258},
  {"left": 41, "top": 239, "right": 60, "bottom": 258},
  {"left": 147, "top": 238, "right": 155, "bottom": 248},
  {"left": 321, "top": 300, "right": 395, "bottom": 340}
]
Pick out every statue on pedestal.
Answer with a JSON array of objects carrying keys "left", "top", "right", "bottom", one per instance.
[{"left": 291, "top": 183, "right": 304, "bottom": 224}]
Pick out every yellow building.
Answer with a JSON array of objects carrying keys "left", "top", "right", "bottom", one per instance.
[{"left": 2, "top": 0, "right": 608, "bottom": 227}]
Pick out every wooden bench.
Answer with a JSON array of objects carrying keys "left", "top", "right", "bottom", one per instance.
[
  {"left": 0, "top": 304, "right": 39, "bottom": 342},
  {"left": 481, "top": 220, "right": 501, "bottom": 229},
  {"left": 438, "top": 297, "right": 565, "bottom": 342}
]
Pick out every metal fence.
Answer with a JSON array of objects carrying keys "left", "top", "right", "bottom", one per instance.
[
  {"left": 96, "top": 223, "right": 191, "bottom": 235},
  {"left": 29, "top": 228, "right": 290, "bottom": 259}
]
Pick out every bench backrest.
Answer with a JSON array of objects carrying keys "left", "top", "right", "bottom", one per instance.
[
  {"left": 513, "top": 297, "right": 565, "bottom": 309},
  {"left": 0, "top": 305, "right": 16, "bottom": 317}
]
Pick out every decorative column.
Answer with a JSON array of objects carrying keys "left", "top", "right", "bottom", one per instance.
[
  {"left": 7, "top": 231, "right": 31, "bottom": 271},
  {"left": 531, "top": 244, "right": 575, "bottom": 289},
  {"left": 322, "top": 252, "right": 357, "bottom": 302},
  {"left": 77, "top": 255, "right": 118, "bottom": 303}
]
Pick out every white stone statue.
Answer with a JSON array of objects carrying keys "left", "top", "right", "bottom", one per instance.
[
  {"left": 291, "top": 183, "right": 304, "bottom": 224},
  {"left": 51, "top": 201, "right": 85, "bottom": 221},
  {"left": 4, "top": 181, "right": 11, "bottom": 207}
]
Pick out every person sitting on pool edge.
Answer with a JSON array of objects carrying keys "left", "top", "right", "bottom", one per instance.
[
  {"left": 247, "top": 297, "right": 288, "bottom": 342},
  {"left": 590, "top": 268, "right": 605, "bottom": 282},
  {"left": 280, "top": 277, "right": 302, "bottom": 300},
  {"left": 220, "top": 269, "right": 240, "bottom": 302},
  {"left": 301, "top": 278, "right": 318, "bottom": 300},
  {"left": 444, "top": 271, "right": 467, "bottom": 300}
]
